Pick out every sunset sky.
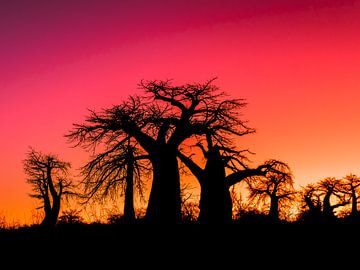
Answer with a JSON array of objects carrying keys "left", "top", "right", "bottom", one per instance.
[{"left": 1, "top": 0, "right": 360, "bottom": 223}]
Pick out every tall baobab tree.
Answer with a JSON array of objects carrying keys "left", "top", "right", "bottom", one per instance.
[
  {"left": 23, "top": 148, "right": 73, "bottom": 228},
  {"left": 246, "top": 162, "right": 295, "bottom": 221},
  {"left": 80, "top": 140, "right": 148, "bottom": 223},
  {"left": 67, "top": 79, "right": 253, "bottom": 223}
]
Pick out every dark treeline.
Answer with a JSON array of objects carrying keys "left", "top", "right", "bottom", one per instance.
[{"left": 9, "top": 79, "right": 360, "bottom": 230}]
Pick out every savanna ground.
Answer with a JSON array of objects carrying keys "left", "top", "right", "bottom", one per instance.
[{"left": 0, "top": 220, "right": 357, "bottom": 268}]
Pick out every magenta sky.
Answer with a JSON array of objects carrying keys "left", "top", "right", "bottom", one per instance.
[{"left": 1, "top": 0, "right": 360, "bottom": 223}]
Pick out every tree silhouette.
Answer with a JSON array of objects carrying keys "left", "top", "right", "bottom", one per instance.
[
  {"left": 80, "top": 140, "right": 148, "bottom": 223},
  {"left": 339, "top": 174, "right": 360, "bottom": 218},
  {"left": 177, "top": 136, "right": 231, "bottom": 223},
  {"left": 178, "top": 134, "right": 289, "bottom": 223},
  {"left": 23, "top": 148, "right": 74, "bottom": 228},
  {"left": 67, "top": 78, "right": 253, "bottom": 223},
  {"left": 300, "top": 184, "right": 323, "bottom": 221},
  {"left": 246, "top": 162, "right": 295, "bottom": 221},
  {"left": 316, "top": 177, "right": 349, "bottom": 219}
]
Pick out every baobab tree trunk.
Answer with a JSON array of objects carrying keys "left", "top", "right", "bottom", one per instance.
[
  {"left": 304, "top": 196, "right": 322, "bottom": 218},
  {"left": 351, "top": 193, "right": 358, "bottom": 217},
  {"left": 123, "top": 159, "right": 135, "bottom": 222},
  {"left": 198, "top": 184, "right": 232, "bottom": 224},
  {"left": 269, "top": 196, "right": 279, "bottom": 221},
  {"left": 178, "top": 147, "right": 232, "bottom": 224},
  {"left": 178, "top": 150, "right": 269, "bottom": 223},
  {"left": 322, "top": 191, "right": 334, "bottom": 218},
  {"left": 199, "top": 148, "right": 232, "bottom": 224},
  {"left": 305, "top": 197, "right": 315, "bottom": 212},
  {"left": 146, "top": 145, "right": 181, "bottom": 223}
]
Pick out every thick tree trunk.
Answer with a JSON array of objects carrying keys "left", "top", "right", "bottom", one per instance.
[
  {"left": 41, "top": 210, "right": 53, "bottom": 227},
  {"left": 199, "top": 147, "right": 232, "bottom": 224},
  {"left": 305, "top": 197, "right": 315, "bottom": 211},
  {"left": 146, "top": 145, "right": 181, "bottom": 223},
  {"left": 123, "top": 159, "right": 135, "bottom": 222},
  {"left": 322, "top": 191, "right": 334, "bottom": 217},
  {"left": 198, "top": 184, "right": 232, "bottom": 224},
  {"left": 269, "top": 196, "right": 279, "bottom": 221},
  {"left": 351, "top": 193, "right": 358, "bottom": 217}
]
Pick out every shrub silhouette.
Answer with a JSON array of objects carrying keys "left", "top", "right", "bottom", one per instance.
[{"left": 58, "top": 209, "right": 84, "bottom": 225}]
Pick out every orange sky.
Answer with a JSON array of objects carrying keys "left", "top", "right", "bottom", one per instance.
[{"left": 1, "top": 0, "right": 360, "bottom": 224}]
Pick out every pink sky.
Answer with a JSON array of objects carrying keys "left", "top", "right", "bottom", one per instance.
[{"left": 1, "top": 0, "right": 360, "bottom": 223}]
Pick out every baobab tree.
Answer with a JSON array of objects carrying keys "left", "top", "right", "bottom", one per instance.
[
  {"left": 177, "top": 136, "right": 232, "bottom": 223},
  {"left": 178, "top": 134, "right": 289, "bottom": 223},
  {"left": 339, "top": 174, "right": 360, "bottom": 217},
  {"left": 246, "top": 162, "right": 295, "bottom": 221},
  {"left": 80, "top": 140, "right": 148, "bottom": 223},
  {"left": 67, "top": 79, "right": 253, "bottom": 223},
  {"left": 316, "top": 177, "right": 349, "bottom": 218},
  {"left": 300, "top": 184, "right": 323, "bottom": 220},
  {"left": 23, "top": 148, "right": 74, "bottom": 228}
]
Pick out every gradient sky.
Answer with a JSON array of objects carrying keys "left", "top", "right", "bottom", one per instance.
[{"left": 1, "top": 0, "right": 360, "bottom": 223}]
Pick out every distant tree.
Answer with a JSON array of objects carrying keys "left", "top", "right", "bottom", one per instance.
[
  {"left": 339, "top": 174, "right": 360, "bottom": 217},
  {"left": 299, "top": 184, "right": 323, "bottom": 221},
  {"left": 80, "top": 140, "right": 148, "bottom": 223},
  {"left": 23, "top": 148, "right": 74, "bottom": 228},
  {"left": 316, "top": 177, "right": 349, "bottom": 218},
  {"left": 246, "top": 162, "right": 295, "bottom": 221},
  {"left": 180, "top": 184, "right": 199, "bottom": 223},
  {"left": 181, "top": 202, "right": 200, "bottom": 223},
  {"left": 67, "top": 78, "right": 253, "bottom": 223}
]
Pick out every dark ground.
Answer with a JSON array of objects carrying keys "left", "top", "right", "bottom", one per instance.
[
  {"left": 0, "top": 222, "right": 356, "bottom": 246},
  {"left": 0, "top": 222, "right": 357, "bottom": 267}
]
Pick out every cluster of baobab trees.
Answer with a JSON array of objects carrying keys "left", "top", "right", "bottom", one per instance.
[
  {"left": 300, "top": 175, "right": 360, "bottom": 221},
  {"left": 22, "top": 79, "right": 360, "bottom": 227}
]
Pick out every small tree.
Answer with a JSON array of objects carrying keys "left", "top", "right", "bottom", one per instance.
[
  {"left": 246, "top": 162, "right": 295, "bottom": 221},
  {"left": 339, "top": 174, "right": 360, "bottom": 217},
  {"left": 80, "top": 141, "right": 148, "bottom": 223},
  {"left": 316, "top": 177, "right": 349, "bottom": 218},
  {"left": 23, "top": 148, "right": 74, "bottom": 228},
  {"left": 299, "top": 184, "right": 323, "bottom": 221}
]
